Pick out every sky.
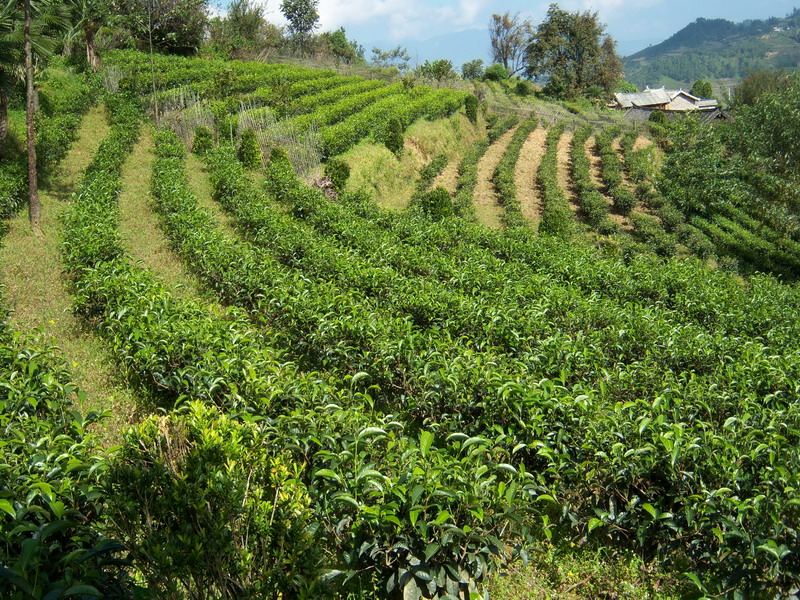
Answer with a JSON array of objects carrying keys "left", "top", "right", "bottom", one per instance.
[{"left": 248, "top": 0, "right": 798, "bottom": 61}]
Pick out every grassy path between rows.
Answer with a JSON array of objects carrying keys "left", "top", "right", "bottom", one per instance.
[
  {"left": 119, "top": 127, "right": 203, "bottom": 296},
  {"left": 117, "top": 126, "right": 231, "bottom": 322},
  {"left": 186, "top": 152, "right": 238, "bottom": 238},
  {"left": 0, "top": 105, "right": 138, "bottom": 443}
]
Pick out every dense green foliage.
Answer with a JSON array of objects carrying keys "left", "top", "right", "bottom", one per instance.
[
  {"left": 324, "top": 157, "right": 350, "bottom": 193},
  {"left": 0, "top": 324, "right": 130, "bottom": 598},
  {"left": 237, "top": 127, "right": 262, "bottom": 168},
  {"left": 537, "top": 123, "right": 572, "bottom": 236},
  {"left": 6, "top": 46, "right": 800, "bottom": 599},
  {"left": 569, "top": 125, "right": 613, "bottom": 231},
  {"left": 383, "top": 117, "right": 404, "bottom": 155},
  {"left": 655, "top": 81, "right": 800, "bottom": 277},
  {"left": 464, "top": 94, "right": 479, "bottom": 124},
  {"left": 191, "top": 125, "right": 213, "bottom": 155}
]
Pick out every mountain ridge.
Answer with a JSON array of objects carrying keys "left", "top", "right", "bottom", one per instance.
[{"left": 624, "top": 10, "right": 800, "bottom": 88}]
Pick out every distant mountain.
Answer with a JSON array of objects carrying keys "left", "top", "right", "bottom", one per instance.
[
  {"left": 403, "top": 29, "right": 492, "bottom": 70},
  {"left": 625, "top": 10, "right": 800, "bottom": 89}
]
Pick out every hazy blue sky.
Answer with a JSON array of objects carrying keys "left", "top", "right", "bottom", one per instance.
[{"left": 256, "top": 0, "right": 797, "bottom": 59}]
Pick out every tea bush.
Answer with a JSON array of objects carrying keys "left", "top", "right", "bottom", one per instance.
[{"left": 238, "top": 128, "right": 263, "bottom": 169}]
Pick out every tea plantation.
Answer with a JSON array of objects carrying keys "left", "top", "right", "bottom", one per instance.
[{"left": 1, "top": 51, "right": 799, "bottom": 599}]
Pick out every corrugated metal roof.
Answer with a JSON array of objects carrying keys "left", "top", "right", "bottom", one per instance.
[
  {"left": 670, "top": 90, "right": 701, "bottom": 101},
  {"left": 615, "top": 88, "right": 718, "bottom": 110},
  {"left": 614, "top": 89, "right": 672, "bottom": 108}
]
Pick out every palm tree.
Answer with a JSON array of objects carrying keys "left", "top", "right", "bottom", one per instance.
[
  {"left": 2, "top": 0, "right": 69, "bottom": 228},
  {"left": 0, "top": 0, "right": 17, "bottom": 160},
  {"left": 63, "top": 0, "right": 110, "bottom": 71}
]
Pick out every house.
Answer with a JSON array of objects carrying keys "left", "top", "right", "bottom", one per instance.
[{"left": 611, "top": 87, "right": 726, "bottom": 121}]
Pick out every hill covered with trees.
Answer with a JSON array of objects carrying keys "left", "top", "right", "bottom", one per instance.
[{"left": 625, "top": 9, "right": 800, "bottom": 88}]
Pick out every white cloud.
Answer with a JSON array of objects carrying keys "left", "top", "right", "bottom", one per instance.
[
  {"left": 309, "top": 0, "right": 488, "bottom": 39},
  {"left": 564, "top": 0, "right": 666, "bottom": 17}
]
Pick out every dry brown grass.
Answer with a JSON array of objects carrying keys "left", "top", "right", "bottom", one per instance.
[
  {"left": 515, "top": 128, "right": 547, "bottom": 224},
  {"left": 473, "top": 126, "right": 518, "bottom": 229},
  {"left": 432, "top": 161, "right": 459, "bottom": 194},
  {"left": 343, "top": 112, "right": 484, "bottom": 211}
]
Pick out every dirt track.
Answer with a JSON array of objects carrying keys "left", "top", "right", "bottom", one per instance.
[
  {"left": 514, "top": 128, "right": 548, "bottom": 223},
  {"left": 473, "top": 126, "right": 518, "bottom": 229}
]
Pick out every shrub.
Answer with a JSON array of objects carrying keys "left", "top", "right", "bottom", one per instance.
[
  {"left": 384, "top": 117, "right": 404, "bottom": 156},
  {"left": 658, "top": 203, "right": 685, "bottom": 231},
  {"left": 324, "top": 158, "right": 350, "bottom": 194},
  {"left": 515, "top": 80, "right": 533, "bottom": 96},
  {"left": 649, "top": 110, "right": 667, "bottom": 124},
  {"left": 465, "top": 94, "right": 479, "bottom": 124},
  {"left": 585, "top": 84, "right": 605, "bottom": 99},
  {"left": 419, "top": 186, "right": 454, "bottom": 220},
  {"left": 238, "top": 128, "right": 262, "bottom": 169},
  {"left": 483, "top": 63, "right": 510, "bottom": 81},
  {"left": 487, "top": 114, "right": 519, "bottom": 143},
  {"left": 108, "top": 402, "right": 321, "bottom": 598},
  {"left": 676, "top": 223, "right": 716, "bottom": 259},
  {"left": 192, "top": 126, "right": 214, "bottom": 156},
  {"left": 612, "top": 185, "right": 637, "bottom": 215},
  {"left": 0, "top": 162, "right": 26, "bottom": 218}
]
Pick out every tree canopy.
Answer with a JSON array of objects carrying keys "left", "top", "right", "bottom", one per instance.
[
  {"left": 118, "top": 0, "right": 208, "bottom": 54},
  {"left": 489, "top": 11, "right": 531, "bottom": 76},
  {"left": 280, "top": 0, "right": 319, "bottom": 48},
  {"left": 690, "top": 79, "right": 713, "bottom": 99},
  {"left": 525, "top": 3, "right": 622, "bottom": 99}
]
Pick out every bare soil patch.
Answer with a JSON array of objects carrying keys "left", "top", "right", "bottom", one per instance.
[
  {"left": 633, "top": 135, "right": 653, "bottom": 152},
  {"left": 432, "top": 160, "right": 459, "bottom": 194},
  {"left": 514, "top": 128, "right": 547, "bottom": 223},
  {"left": 473, "top": 126, "right": 518, "bottom": 229}
]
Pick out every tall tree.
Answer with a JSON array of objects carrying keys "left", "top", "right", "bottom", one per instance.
[
  {"left": 690, "top": 79, "right": 713, "bottom": 99},
  {"left": 525, "top": 3, "right": 622, "bottom": 99},
  {"left": 63, "top": 0, "right": 112, "bottom": 71},
  {"left": 119, "top": 0, "right": 208, "bottom": 55},
  {"left": 23, "top": 0, "right": 38, "bottom": 227},
  {"left": 0, "top": 0, "right": 15, "bottom": 159},
  {"left": 20, "top": 0, "right": 67, "bottom": 228},
  {"left": 489, "top": 11, "right": 531, "bottom": 76},
  {"left": 280, "top": 0, "right": 318, "bottom": 52},
  {"left": 415, "top": 58, "right": 454, "bottom": 85},
  {"left": 371, "top": 45, "right": 410, "bottom": 72}
]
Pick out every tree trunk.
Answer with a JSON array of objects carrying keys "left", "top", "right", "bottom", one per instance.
[
  {"left": 0, "top": 89, "right": 8, "bottom": 161},
  {"left": 86, "top": 27, "right": 101, "bottom": 72},
  {"left": 24, "top": 0, "right": 40, "bottom": 230}
]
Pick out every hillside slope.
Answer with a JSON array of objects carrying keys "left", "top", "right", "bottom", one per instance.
[{"left": 625, "top": 9, "right": 800, "bottom": 87}]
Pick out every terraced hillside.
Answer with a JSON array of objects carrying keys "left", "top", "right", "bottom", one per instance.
[{"left": 2, "top": 53, "right": 800, "bottom": 600}]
